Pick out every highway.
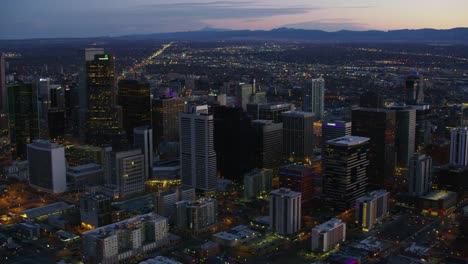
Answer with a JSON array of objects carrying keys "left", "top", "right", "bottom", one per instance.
[{"left": 117, "top": 42, "right": 174, "bottom": 81}]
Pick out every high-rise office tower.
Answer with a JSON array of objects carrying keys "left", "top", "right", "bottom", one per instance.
[
  {"left": 117, "top": 80, "right": 151, "bottom": 142},
  {"left": 450, "top": 127, "right": 468, "bottom": 166},
  {"left": 321, "top": 120, "right": 352, "bottom": 149},
  {"left": 80, "top": 193, "right": 112, "bottom": 229},
  {"left": 247, "top": 103, "right": 294, "bottom": 123},
  {"left": 311, "top": 218, "right": 346, "bottom": 252},
  {"left": 323, "top": 136, "right": 370, "bottom": 212},
  {"left": 85, "top": 51, "right": 125, "bottom": 147},
  {"left": 238, "top": 83, "right": 253, "bottom": 111},
  {"left": 405, "top": 73, "right": 424, "bottom": 105},
  {"left": 8, "top": 82, "right": 40, "bottom": 160},
  {"left": 107, "top": 149, "right": 145, "bottom": 198},
  {"left": 47, "top": 109, "right": 66, "bottom": 141},
  {"left": 352, "top": 108, "right": 396, "bottom": 187},
  {"left": 134, "top": 126, "right": 153, "bottom": 180},
  {"left": 27, "top": 140, "right": 67, "bottom": 193},
  {"left": 408, "top": 153, "right": 432, "bottom": 197},
  {"left": 252, "top": 120, "right": 283, "bottom": 169},
  {"left": 152, "top": 96, "right": 185, "bottom": 149},
  {"left": 359, "top": 91, "right": 384, "bottom": 109},
  {"left": 390, "top": 106, "right": 416, "bottom": 167},
  {"left": 180, "top": 105, "right": 217, "bottom": 192},
  {"left": 66, "top": 145, "right": 111, "bottom": 166},
  {"left": 411, "top": 105, "right": 432, "bottom": 151},
  {"left": 214, "top": 106, "right": 256, "bottom": 182},
  {"left": 355, "top": 190, "right": 389, "bottom": 231},
  {"left": 279, "top": 165, "right": 315, "bottom": 205},
  {"left": 270, "top": 188, "right": 302, "bottom": 235},
  {"left": 0, "top": 52, "right": 6, "bottom": 112},
  {"left": 303, "top": 77, "right": 325, "bottom": 118},
  {"left": 282, "top": 111, "right": 315, "bottom": 162}
]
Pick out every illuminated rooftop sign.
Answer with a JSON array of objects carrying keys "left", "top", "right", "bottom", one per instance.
[{"left": 98, "top": 54, "right": 109, "bottom": 61}]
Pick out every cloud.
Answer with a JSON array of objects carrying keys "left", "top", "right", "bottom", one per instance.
[
  {"left": 0, "top": 0, "right": 318, "bottom": 39},
  {"left": 283, "top": 19, "right": 370, "bottom": 31}
]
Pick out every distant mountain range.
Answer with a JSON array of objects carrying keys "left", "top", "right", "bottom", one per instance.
[
  {"left": 1, "top": 27, "right": 468, "bottom": 45},
  {"left": 118, "top": 27, "right": 468, "bottom": 43}
]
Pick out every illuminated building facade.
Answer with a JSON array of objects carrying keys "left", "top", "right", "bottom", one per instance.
[
  {"left": 66, "top": 145, "right": 111, "bottom": 166},
  {"left": 154, "top": 187, "right": 195, "bottom": 222},
  {"left": 8, "top": 82, "right": 40, "bottom": 160},
  {"left": 152, "top": 96, "right": 185, "bottom": 149},
  {"left": 117, "top": 80, "right": 151, "bottom": 142},
  {"left": 323, "top": 136, "right": 370, "bottom": 212},
  {"left": 85, "top": 52, "right": 125, "bottom": 147},
  {"left": 355, "top": 190, "right": 389, "bottom": 231}
]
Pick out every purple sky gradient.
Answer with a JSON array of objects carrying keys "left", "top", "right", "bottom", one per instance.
[{"left": 1, "top": 0, "right": 467, "bottom": 39}]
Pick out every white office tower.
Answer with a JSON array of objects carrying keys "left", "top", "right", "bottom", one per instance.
[
  {"left": 107, "top": 149, "right": 145, "bottom": 198},
  {"left": 355, "top": 190, "right": 390, "bottom": 231},
  {"left": 269, "top": 188, "right": 302, "bottom": 235},
  {"left": 82, "top": 213, "right": 169, "bottom": 264},
  {"left": 408, "top": 153, "right": 432, "bottom": 197},
  {"left": 134, "top": 126, "right": 154, "bottom": 180},
  {"left": 27, "top": 140, "right": 66, "bottom": 193},
  {"left": 175, "top": 198, "right": 217, "bottom": 234},
  {"left": 303, "top": 77, "right": 325, "bottom": 118},
  {"left": 450, "top": 127, "right": 468, "bottom": 166},
  {"left": 311, "top": 218, "right": 346, "bottom": 252},
  {"left": 180, "top": 105, "right": 217, "bottom": 192}
]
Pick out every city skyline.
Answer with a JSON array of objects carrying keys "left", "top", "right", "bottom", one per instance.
[{"left": 2, "top": 0, "right": 468, "bottom": 39}]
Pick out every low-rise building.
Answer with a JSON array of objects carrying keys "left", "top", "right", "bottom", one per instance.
[
  {"left": 311, "top": 218, "right": 346, "bottom": 252},
  {"left": 82, "top": 213, "right": 169, "bottom": 264},
  {"left": 175, "top": 198, "right": 217, "bottom": 234},
  {"left": 355, "top": 190, "right": 390, "bottom": 231}
]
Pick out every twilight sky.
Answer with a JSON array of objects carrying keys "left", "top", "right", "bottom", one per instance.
[{"left": 1, "top": 0, "right": 467, "bottom": 39}]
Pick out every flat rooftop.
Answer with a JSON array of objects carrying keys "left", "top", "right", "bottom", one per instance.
[
  {"left": 21, "top": 202, "right": 74, "bottom": 219},
  {"left": 281, "top": 111, "right": 315, "bottom": 117},
  {"left": 83, "top": 213, "right": 166, "bottom": 237},
  {"left": 312, "top": 218, "right": 345, "bottom": 232},
  {"left": 327, "top": 136, "right": 370, "bottom": 146},
  {"left": 356, "top": 190, "right": 389, "bottom": 202},
  {"left": 421, "top": 190, "right": 457, "bottom": 201},
  {"left": 271, "top": 188, "right": 301, "bottom": 198}
]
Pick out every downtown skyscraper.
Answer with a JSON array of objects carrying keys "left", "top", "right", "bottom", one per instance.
[
  {"left": 180, "top": 105, "right": 217, "bottom": 192},
  {"left": 85, "top": 50, "right": 125, "bottom": 147},
  {"left": 323, "top": 136, "right": 370, "bottom": 212},
  {"left": 117, "top": 80, "right": 151, "bottom": 143},
  {"left": 352, "top": 108, "right": 396, "bottom": 188},
  {"left": 303, "top": 77, "right": 325, "bottom": 119},
  {"left": 8, "top": 82, "right": 40, "bottom": 160}
]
